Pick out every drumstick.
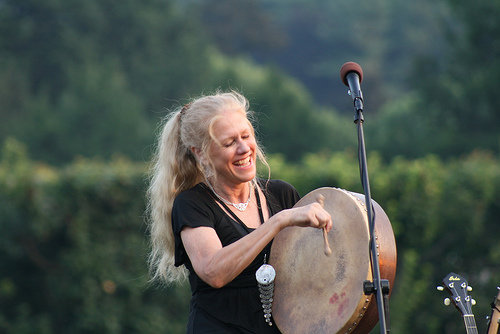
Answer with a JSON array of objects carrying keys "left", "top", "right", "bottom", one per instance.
[{"left": 316, "top": 194, "right": 332, "bottom": 256}]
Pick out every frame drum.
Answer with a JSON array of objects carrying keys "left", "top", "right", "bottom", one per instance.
[{"left": 269, "top": 187, "right": 396, "bottom": 334}]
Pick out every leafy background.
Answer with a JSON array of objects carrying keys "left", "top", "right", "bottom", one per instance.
[{"left": 0, "top": 0, "right": 499, "bottom": 333}]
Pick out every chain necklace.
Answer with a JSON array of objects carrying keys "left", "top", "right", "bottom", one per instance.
[{"left": 206, "top": 181, "right": 252, "bottom": 212}]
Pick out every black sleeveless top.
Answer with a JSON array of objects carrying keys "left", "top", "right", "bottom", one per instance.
[{"left": 172, "top": 179, "right": 300, "bottom": 333}]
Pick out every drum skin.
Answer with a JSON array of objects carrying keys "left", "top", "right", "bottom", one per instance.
[{"left": 269, "top": 188, "right": 397, "bottom": 334}]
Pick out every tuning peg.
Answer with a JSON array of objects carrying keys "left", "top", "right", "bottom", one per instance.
[
  {"left": 444, "top": 298, "right": 451, "bottom": 306},
  {"left": 467, "top": 286, "right": 473, "bottom": 291},
  {"left": 437, "top": 286, "right": 444, "bottom": 291},
  {"left": 471, "top": 299, "right": 476, "bottom": 306}
]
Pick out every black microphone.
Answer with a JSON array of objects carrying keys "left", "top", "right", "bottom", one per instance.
[{"left": 340, "top": 62, "right": 364, "bottom": 111}]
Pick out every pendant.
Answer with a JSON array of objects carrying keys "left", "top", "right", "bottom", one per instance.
[
  {"left": 232, "top": 202, "right": 249, "bottom": 211},
  {"left": 256, "top": 264, "right": 276, "bottom": 326}
]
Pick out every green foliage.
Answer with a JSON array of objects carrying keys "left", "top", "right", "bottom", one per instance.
[
  {"left": 22, "top": 62, "right": 151, "bottom": 163},
  {"left": 366, "top": 94, "right": 432, "bottom": 160},
  {"left": 196, "top": 0, "right": 451, "bottom": 111},
  {"left": 406, "top": 0, "right": 500, "bottom": 157},
  {"left": 0, "top": 0, "right": 208, "bottom": 164},
  {"left": 2, "top": 0, "right": 498, "bottom": 164},
  {"left": 0, "top": 0, "right": 358, "bottom": 164},
  {"left": 2, "top": 140, "right": 498, "bottom": 333},
  {"left": 192, "top": 0, "right": 287, "bottom": 55},
  {"left": 0, "top": 140, "right": 190, "bottom": 334}
]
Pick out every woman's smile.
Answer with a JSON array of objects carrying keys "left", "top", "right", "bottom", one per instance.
[{"left": 234, "top": 155, "right": 252, "bottom": 167}]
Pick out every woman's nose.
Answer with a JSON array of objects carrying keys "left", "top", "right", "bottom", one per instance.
[{"left": 236, "top": 139, "right": 250, "bottom": 154}]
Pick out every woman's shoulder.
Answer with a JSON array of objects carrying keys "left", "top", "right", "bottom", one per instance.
[
  {"left": 259, "top": 178, "right": 296, "bottom": 194},
  {"left": 258, "top": 178, "right": 300, "bottom": 210},
  {"left": 173, "top": 183, "right": 214, "bottom": 209},
  {"left": 172, "top": 183, "right": 219, "bottom": 232}
]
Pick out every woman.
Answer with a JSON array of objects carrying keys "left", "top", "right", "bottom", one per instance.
[{"left": 147, "top": 91, "right": 332, "bottom": 333}]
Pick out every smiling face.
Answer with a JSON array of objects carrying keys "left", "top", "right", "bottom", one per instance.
[{"left": 206, "top": 108, "right": 257, "bottom": 190}]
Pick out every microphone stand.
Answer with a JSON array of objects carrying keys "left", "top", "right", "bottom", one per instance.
[{"left": 349, "top": 90, "right": 391, "bottom": 334}]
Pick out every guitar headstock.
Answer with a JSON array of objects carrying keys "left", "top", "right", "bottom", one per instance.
[{"left": 437, "top": 272, "right": 476, "bottom": 316}]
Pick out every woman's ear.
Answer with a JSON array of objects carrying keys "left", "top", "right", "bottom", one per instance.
[{"left": 191, "top": 147, "right": 206, "bottom": 165}]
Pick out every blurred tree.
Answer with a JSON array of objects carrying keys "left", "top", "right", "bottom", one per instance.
[
  {"left": 193, "top": 0, "right": 287, "bottom": 55},
  {"left": 0, "top": 0, "right": 216, "bottom": 164},
  {"left": 0, "top": 141, "right": 192, "bottom": 333},
  {"left": 192, "top": 0, "right": 450, "bottom": 113},
  {"left": 367, "top": 94, "right": 434, "bottom": 160},
  {"left": 0, "top": 0, "right": 358, "bottom": 164},
  {"left": 0, "top": 0, "right": 215, "bottom": 111},
  {"left": 410, "top": 0, "right": 500, "bottom": 156},
  {"left": 22, "top": 62, "right": 151, "bottom": 163}
]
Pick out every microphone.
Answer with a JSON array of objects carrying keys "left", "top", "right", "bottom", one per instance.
[{"left": 340, "top": 62, "right": 364, "bottom": 112}]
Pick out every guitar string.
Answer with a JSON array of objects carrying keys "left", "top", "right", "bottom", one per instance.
[{"left": 463, "top": 315, "right": 478, "bottom": 334}]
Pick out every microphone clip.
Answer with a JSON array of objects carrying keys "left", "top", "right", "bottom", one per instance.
[{"left": 348, "top": 89, "right": 364, "bottom": 114}]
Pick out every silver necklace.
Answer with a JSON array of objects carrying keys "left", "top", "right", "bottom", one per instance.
[{"left": 207, "top": 182, "right": 252, "bottom": 212}]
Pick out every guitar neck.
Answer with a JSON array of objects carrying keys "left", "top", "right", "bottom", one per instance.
[{"left": 463, "top": 315, "right": 479, "bottom": 334}]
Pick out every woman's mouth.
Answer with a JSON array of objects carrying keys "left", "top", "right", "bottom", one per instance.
[{"left": 234, "top": 156, "right": 252, "bottom": 167}]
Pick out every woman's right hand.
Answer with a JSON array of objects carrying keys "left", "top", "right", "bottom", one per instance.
[{"left": 273, "top": 202, "right": 332, "bottom": 232}]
